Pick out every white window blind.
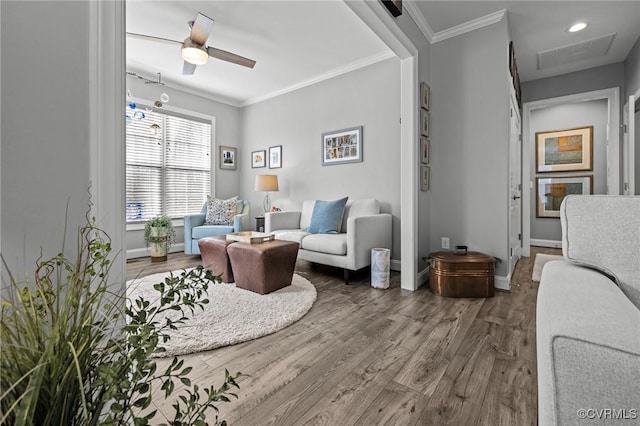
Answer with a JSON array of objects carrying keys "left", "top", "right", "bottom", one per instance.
[{"left": 126, "top": 106, "right": 211, "bottom": 222}]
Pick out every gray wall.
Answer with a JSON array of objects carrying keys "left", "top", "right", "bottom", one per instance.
[
  {"left": 624, "top": 36, "right": 640, "bottom": 98},
  {"left": 529, "top": 99, "right": 609, "bottom": 241},
  {"left": 241, "top": 58, "right": 402, "bottom": 261},
  {"left": 522, "top": 63, "right": 625, "bottom": 104},
  {"left": 1, "top": 1, "right": 92, "bottom": 277},
  {"left": 125, "top": 77, "right": 242, "bottom": 254},
  {"left": 430, "top": 17, "right": 511, "bottom": 277}
]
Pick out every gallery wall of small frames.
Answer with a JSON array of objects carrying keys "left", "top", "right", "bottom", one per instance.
[
  {"left": 420, "top": 82, "right": 430, "bottom": 191},
  {"left": 252, "top": 145, "right": 282, "bottom": 169}
]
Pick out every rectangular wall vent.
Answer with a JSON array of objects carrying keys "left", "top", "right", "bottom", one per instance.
[{"left": 537, "top": 33, "right": 616, "bottom": 70}]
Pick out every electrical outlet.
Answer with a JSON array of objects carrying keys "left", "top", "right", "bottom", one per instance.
[{"left": 441, "top": 237, "right": 450, "bottom": 250}]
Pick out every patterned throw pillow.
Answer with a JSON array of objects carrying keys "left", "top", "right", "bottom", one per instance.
[{"left": 205, "top": 196, "right": 238, "bottom": 225}]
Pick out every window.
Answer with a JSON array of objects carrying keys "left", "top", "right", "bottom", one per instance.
[{"left": 126, "top": 106, "right": 212, "bottom": 222}]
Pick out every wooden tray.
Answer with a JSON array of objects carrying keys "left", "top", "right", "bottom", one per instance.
[{"left": 226, "top": 231, "right": 275, "bottom": 244}]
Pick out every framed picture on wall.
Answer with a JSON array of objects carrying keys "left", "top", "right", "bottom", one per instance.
[
  {"left": 219, "top": 146, "right": 237, "bottom": 170},
  {"left": 269, "top": 145, "right": 282, "bottom": 168},
  {"left": 420, "top": 109, "right": 430, "bottom": 137},
  {"left": 321, "top": 126, "right": 363, "bottom": 166},
  {"left": 251, "top": 150, "right": 266, "bottom": 168},
  {"left": 536, "top": 126, "right": 593, "bottom": 173},
  {"left": 420, "top": 165, "right": 430, "bottom": 191},
  {"left": 420, "top": 137, "right": 430, "bottom": 164},
  {"left": 536, "top": 175, "right": 592, "bottom": 218},
  {"left": 420, "top": 82, "right": 430, "bottom": 111}
]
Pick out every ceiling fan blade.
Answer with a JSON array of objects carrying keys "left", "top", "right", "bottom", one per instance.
[
  {"left": 207, "top": 47, "right": 256, "bottom": 69},
  {"left": 183, "top": 61, "right": 197, "bottom": 75},
  {"left": 126, "top": 32, "right": 182, "bottom": 46},
  {"left": 190, "top": 13, "right": 214, "bottom": 46}
]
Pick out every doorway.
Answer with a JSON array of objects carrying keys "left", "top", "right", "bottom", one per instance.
[{"left": 521, "top": 87, "right": 620, "bottom": 256}]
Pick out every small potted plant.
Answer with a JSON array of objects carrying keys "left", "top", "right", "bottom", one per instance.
[{"left": 144, "top": 215, "right": 176, "bottom": 262}]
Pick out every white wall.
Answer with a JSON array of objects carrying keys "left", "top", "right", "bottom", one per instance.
[
  {"left": 241, "top": 58, "right": 402, "bottom": 261},
  {"left": 624, "top": 36, "right": 640, "bottom": 99},
  {"left": 529, "top": 99, "right": 609, "bottom": 241},
  {"left": 1, "top": 1, "right": 93, "bottom": 279},
  {"left": 430, "top": 17, "right": 511, "bottom": 277}
]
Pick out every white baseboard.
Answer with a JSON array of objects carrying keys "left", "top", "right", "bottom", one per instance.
[
  {"left": 530, "top": 239, "right": 562, "bottom": 249},
  {"left": 495, "top": 274, "right": 510, "bottom": 291},
  {"left": 390, "top": 259, "right": 401, "bottom": 272},
  {"left": 417, "top": 266, "right": 429, "bottom": 288},
  {"left": 127, "top": 243, "right": 185, "bottom": 260}
]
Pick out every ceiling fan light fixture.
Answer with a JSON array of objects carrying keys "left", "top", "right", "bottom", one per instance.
[
  {"left": 568, "top": 22, "right": 588, "bottom": 33},
  {"left": 181, "top": 38, "right": 209, "bottom": 65}
]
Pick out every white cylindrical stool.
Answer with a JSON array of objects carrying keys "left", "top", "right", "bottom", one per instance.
[{"left": 371, "top": 248, "right": 391, "bottom": 289}]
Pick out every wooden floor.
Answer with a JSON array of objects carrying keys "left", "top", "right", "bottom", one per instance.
[{"left": 126, "top": 246, "right": 560, "bottom": 425}]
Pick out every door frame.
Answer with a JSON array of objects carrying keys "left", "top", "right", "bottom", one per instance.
[
  {"left": 508, "top": 84, "right": 522, "bottom": 278},
  {"left": 623, "top": 88, "right": 640, "bottom": 195},
  {"left": 521, "top": 87, "right": 620, "bottom": 257},
  {"left": 89, "top": 1, "right": 126, "bottom": 285},
  {"left": 346, "top": 1, "right": 420, "bottom": 290}
]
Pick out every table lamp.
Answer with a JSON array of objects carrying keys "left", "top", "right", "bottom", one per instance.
[{"left": 254, "top": 174, "right": 279, "bottom": 214}]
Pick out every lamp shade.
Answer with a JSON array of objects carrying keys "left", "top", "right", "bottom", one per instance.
[{"left": 254, "top": 175, "right": 279, "bottom": 192}]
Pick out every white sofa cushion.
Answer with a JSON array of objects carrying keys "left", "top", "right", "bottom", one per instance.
[
  {"left": 272, "top": 230, "right": 309, "bottom": 244},
  {"left": 340, "top": 199, "right": 380, "bottom": 233},
  {"left": 561, "top": 195, "right": 640, "bottom": 309},
  {"left": 301, "top": 233, "right": 347, "bottom": 256},
  {"left": 300, "top": 200, "right": 316, "bottom": 231}
]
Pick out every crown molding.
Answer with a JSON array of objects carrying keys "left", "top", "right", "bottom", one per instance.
[
  {"left": 241, "top": 50, "right": 395, "bottom": 107},
  {"left": 405, "top": 3, "right": 506, "bottom": 45},
  {"left": 403, "top": 1, "right": 434, "bottom": 43},
  {"left": 432, "top": 9, "right": 506, "bottom": 43},
  {"left": 128, "top": 51, "right": 395, "bottom": 109}
]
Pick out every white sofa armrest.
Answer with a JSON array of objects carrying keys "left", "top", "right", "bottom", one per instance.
[
  {"left": 537, "top": 261, "right": 640, "bottom": 426},
  {"left": 346, "top": 214, "right": 392, "bottom": 270},
  {"left": 265, "top": 211, "right": 302, "bottom": 233}
]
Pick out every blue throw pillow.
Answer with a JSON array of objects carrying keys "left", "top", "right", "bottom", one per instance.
[{"left": 307, "top": 197, "right": 349, "bottom": 234}]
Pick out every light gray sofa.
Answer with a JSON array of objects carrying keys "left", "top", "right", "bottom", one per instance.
[
  {"left": 537, "top": 195, "right": 640, "bottom": 426},
  {"left": 264, "top": 198, "right": 392, "bottom": 283}
]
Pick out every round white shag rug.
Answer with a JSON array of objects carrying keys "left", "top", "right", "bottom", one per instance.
[{"left": 126, "top": 270, "right": 316, "bottom": 357}]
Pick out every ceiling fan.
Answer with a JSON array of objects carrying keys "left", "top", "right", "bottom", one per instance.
[{"left": 126, "top": 12, "right": 256, "bottom": 75}]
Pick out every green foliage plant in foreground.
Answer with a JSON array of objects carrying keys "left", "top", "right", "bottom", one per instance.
[{"left": 0, "top": 217, "right": 242, "bottom": 425}]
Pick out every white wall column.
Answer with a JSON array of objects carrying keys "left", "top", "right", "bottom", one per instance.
[
  {"left": 89, "top": 0, "right": 126, "bottom": 286},
  {"left": 346, "top": 0, "right": 420, "bottom": 290}
]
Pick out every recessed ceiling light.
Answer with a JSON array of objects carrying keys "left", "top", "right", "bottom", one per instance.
[{"left": 569, "top": 22, "right": 588, "bottom": 33}]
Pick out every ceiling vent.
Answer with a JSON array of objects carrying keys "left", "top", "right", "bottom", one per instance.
[{"left": 537, "top": 33, "right": 616, "bottom": 70}]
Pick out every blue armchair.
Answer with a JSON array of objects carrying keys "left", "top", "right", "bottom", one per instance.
[{"left": 184, "top": 199, "right": 250, "bottom": 254}]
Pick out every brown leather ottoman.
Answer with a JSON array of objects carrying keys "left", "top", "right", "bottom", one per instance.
[
  {"left": 198, "top": 236, "right": 235, "bottom": 283},
  {"left": 227, "top": 240, "right": 299, "bottom": 295}
]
